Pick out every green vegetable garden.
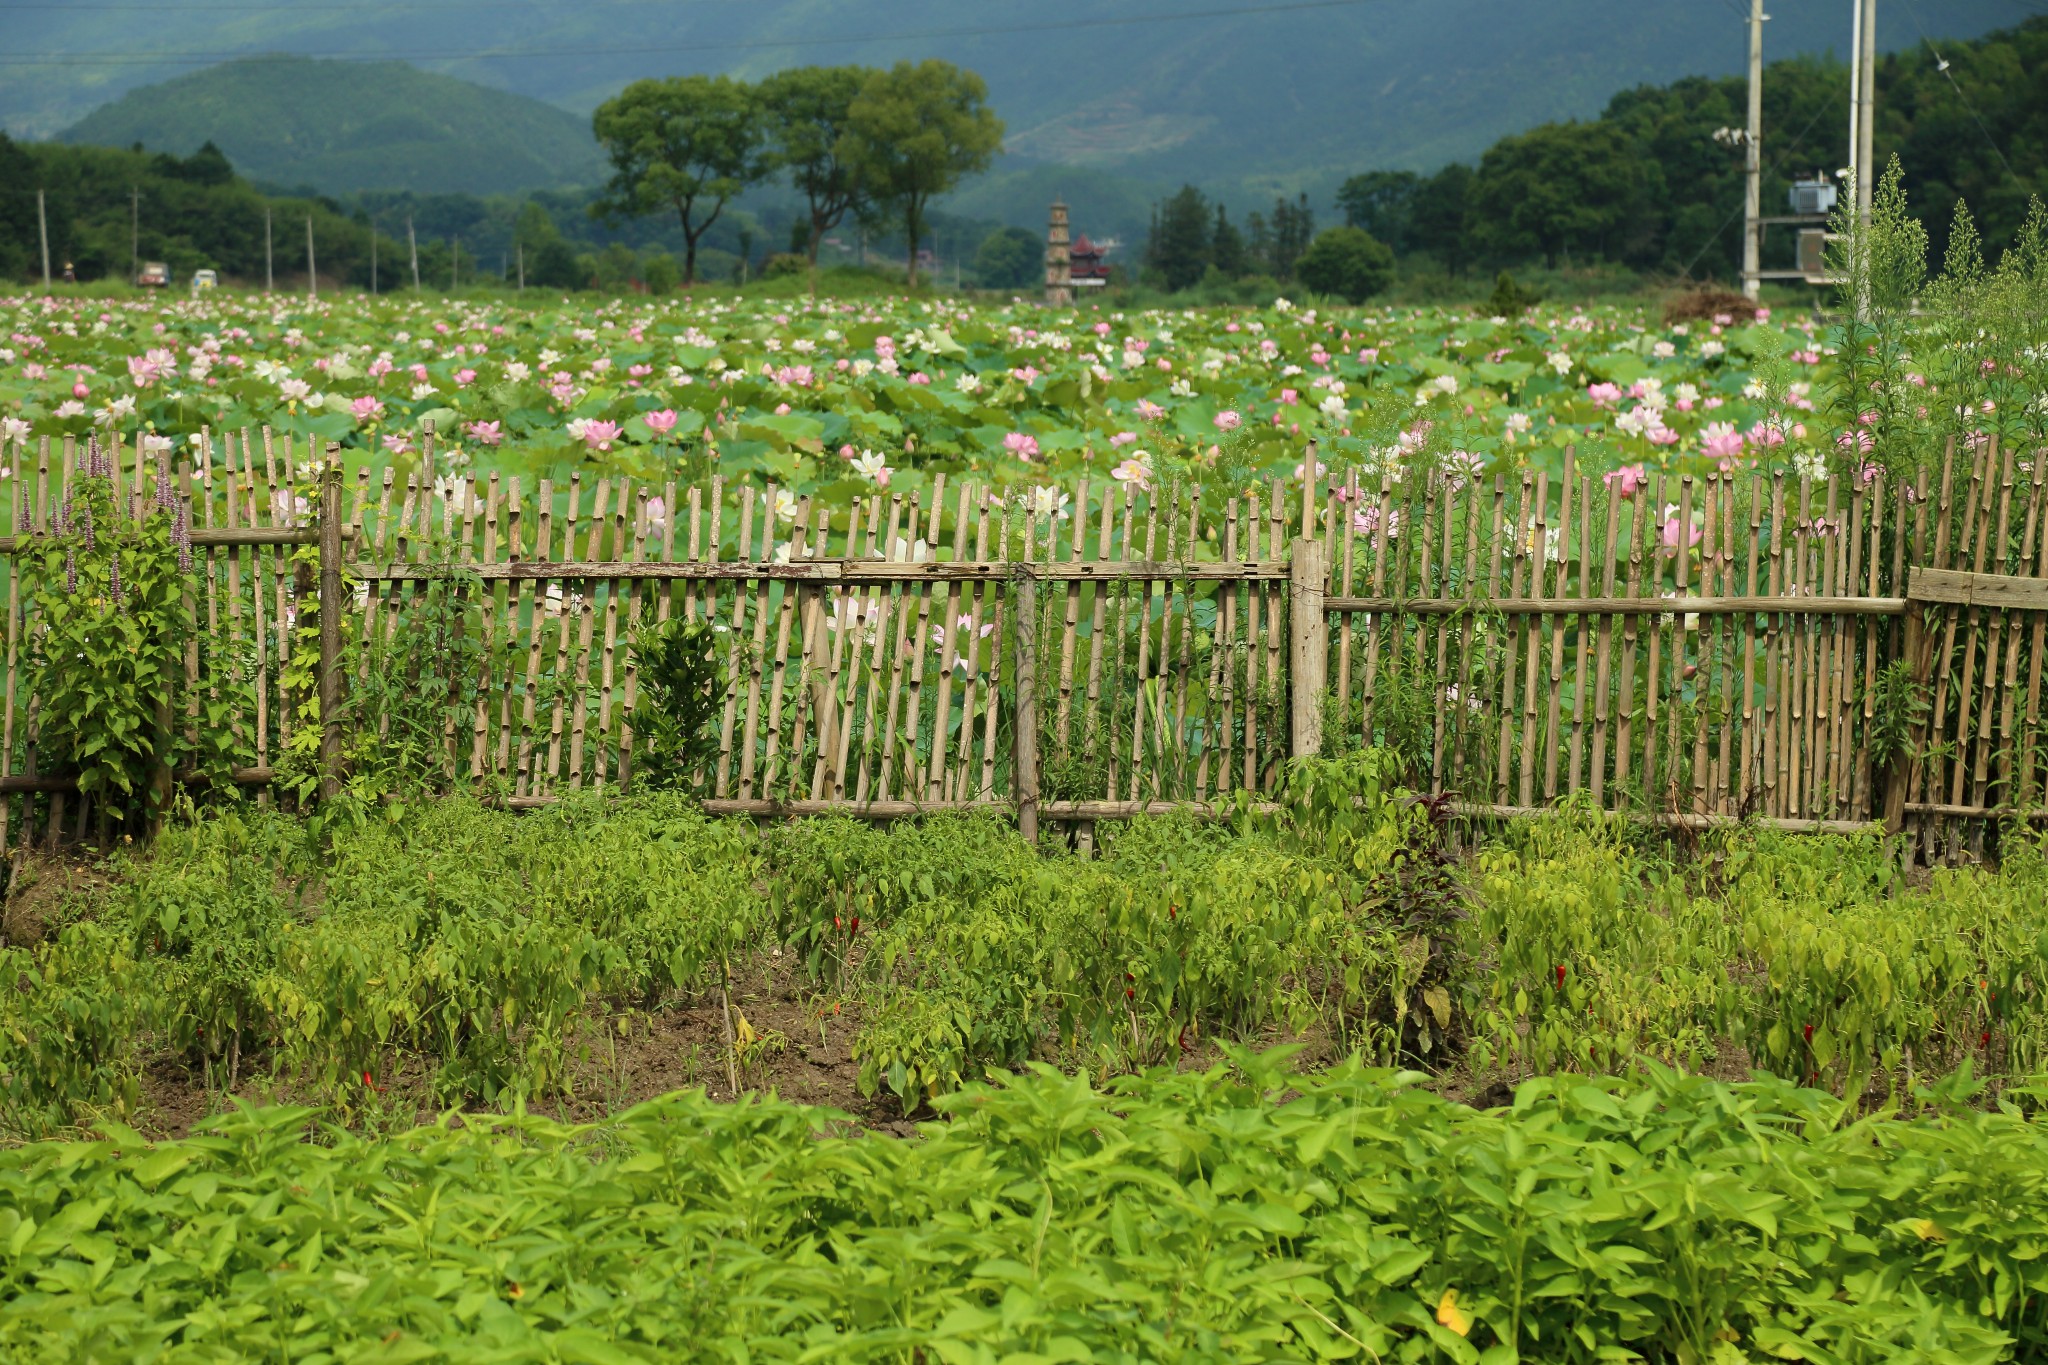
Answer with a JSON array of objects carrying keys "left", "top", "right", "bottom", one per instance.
[{"left": 4, "top": 173, "right": 2048, "bottom": 1359}]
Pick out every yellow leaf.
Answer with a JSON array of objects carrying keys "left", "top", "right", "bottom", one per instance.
[
  {"left": 734, "top": 1011, "right": 757, "bottom": 1048},
  {"left": 1913, "top": 1218, "right": 1946, "bottom": 1242},
  {"left": 1436, "top": 1288, "right": 1471, "bottom": 1337},
  {"left": 1423, "top": 986, "right": 1452, "bottom": 1029}
]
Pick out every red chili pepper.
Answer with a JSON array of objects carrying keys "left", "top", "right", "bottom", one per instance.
[
  {"left": 833, "top": 916, "right": 842, "bottom": 929},
  {"left": 1803, "top": 1023, "right": 1813, "bottom": 1043},
  {"left": 1982, "top": 1031, "right": 1991, "bottom": 1047},
  {"left": 850, "top": 917, "right": 859, "bottom": 933},
  {"left": 1126, "top": 987, "right": 1135, "bottom": 999},
  {"left": 1168, "top": 905, "right": 1178, "bottom": 920},
  {"left": 1555, "top": 964, "right": 1566, "bottom": 989}
]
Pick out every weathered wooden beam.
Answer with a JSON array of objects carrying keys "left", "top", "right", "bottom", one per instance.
[
  {"left": 1907, "top": 567, "right": 2048, "bottom": 611},
  {"left": 1325, "top": 594, "right": 1907, "bottom": 617}
]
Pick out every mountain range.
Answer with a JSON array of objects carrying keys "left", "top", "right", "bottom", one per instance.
[{"left": 6, "top": 0, "right": 2032, "bottom": 210}]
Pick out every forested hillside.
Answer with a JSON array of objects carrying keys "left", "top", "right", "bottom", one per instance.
[{"left": 60, "top": 58, "right": 605, "bottom": 196}]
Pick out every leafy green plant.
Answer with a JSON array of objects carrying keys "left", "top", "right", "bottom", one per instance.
[
  {"left": 23, "top": 445, "right": 251, "bottom": 826},
  {"left": 627, "top": 613, "right": 727, "bottom": 791}
]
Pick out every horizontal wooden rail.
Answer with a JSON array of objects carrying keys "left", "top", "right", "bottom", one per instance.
[
  {"left": 1909, "top": 568, "right": 2048, "bottom": 610},
  {"left": 0, "top": 766, "right": 276, "bottom": 794},
  {"left": 0, "top": 526, "right": 348, "bottom": 553},
  {"left": 487, "top": 791, "right": 1912, "bottom": 835},
  {"left": 350, "top": 558, "right": 1293, "bottom": 584},
  {"left": 1326, "top": 594, "right": 1907, "bottom": 617}
]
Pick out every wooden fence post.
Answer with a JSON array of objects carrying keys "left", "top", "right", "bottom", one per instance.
[
  {"left": 1883, "top": 588, "right": 1933, "bottom": 835},
  {"left": 1013, "top": 567, "right": 1039, "bottom": 844},
  {"left": 1289, "top": 536, "right": 1327, "bottom": 758},
  {"left": 318, "top": 449, "right": 343, "bottom": 801}
]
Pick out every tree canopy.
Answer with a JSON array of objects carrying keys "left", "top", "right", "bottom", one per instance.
[
  {"left": 842, "top": 60, "right": 1004, "bottom": 288},
  {"left": 592, "top": 75, "right": 766, "bottom": 285}
]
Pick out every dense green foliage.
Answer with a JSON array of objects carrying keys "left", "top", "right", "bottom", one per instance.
[
  {"left": 5, "top": 766, "right": 2048, "bottom": 1140},
  {"left": 57, "top": 57, "right": 607, "bottom": 197},
  {"left": 1333, "top": 18, "right": 2047, "bottom": 282},
  {"left": 4, "top": 1055, "right": 2048, "bottom": 1360}
]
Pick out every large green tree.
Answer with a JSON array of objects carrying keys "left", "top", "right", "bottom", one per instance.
[
  {"left": 842, "top": 61, "right": 1003, "bottom": 287},
  {"left": 757, "top": 65, "right": 869, "bottom": 271},
  {"left": 591, "top": 75, "right": 767, "bottom": 285},
  {"left": 1466, "top": 121, "right": 1644, "bottom": 268},
  {"left": 1296, "top": 225, "right": 1395, "bottom": 303},
  {"left": 1148, "top": 185, "right": 1211, "bottom": 291},
  {"left": 1335, "top": 170, "right": 1421, "bottom": 253}
]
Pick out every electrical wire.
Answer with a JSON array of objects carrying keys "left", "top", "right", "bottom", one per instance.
[
  {"left": 1, "top": 0, "right": 1390, "bottom": 65},
  {"left": 1897, "top": 0, "right": 2023, "bottom": 188}
]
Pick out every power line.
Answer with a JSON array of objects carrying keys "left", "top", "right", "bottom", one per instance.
[
  {"left": 2, "top": 0, "right": 743, "bottom": 8},
  {"left": 0, "top": 0, "right": 1391, "bottom": 65},
  {"left": 1897, "top": 0, "right": 2022, "bottom": 187}
]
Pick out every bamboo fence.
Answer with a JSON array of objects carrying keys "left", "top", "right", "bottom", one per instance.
[{"left": 2, "top": 427, "right": 2045, "bottom": 861}]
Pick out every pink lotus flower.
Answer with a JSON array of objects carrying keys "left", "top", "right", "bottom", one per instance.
[
  {"left": 1587, "top": 382, "right": 1623, "bottom": 406},
  {"left": 645, "top": 409, "right": 678, "bottom": 436},
  {"left": 351, "top": 396, "right": 386, "bottom": 424},
  {"left": 1213, "top": 409, "right": 1242, "bottom": 432},
  {"left": 908, "top": 372, "right": 931, "bottom": 385},
  {"left": 774, "top": 403, "right": 792, "bottom": 416},
  {"left": 1135, "top": 399, "right": 1167, "bottom": 421},
  {"left": 466, "top": 420, "right": 504, "bottom": 446},
  {"left": 1004, "top": 432, "right": 1041, "bottom": 461},
  {"left": 1603, "top": 464, "right": 1648, "bottom": 499},
  {"left": 1700, "top": 423, "right": 1743, "bottom": 462},
  {"left": 455, "top": 368, "right": 477, "bottom": 387},
  {"left": 1358, "top": 347, "right": 1379, "bottom": 363},
  {"left": 1279, "top": 388, "right": 1300, "bottom": 405},
  {"left": 1662, "top": 508, "right": 1703, "bottom": 553},
  {"left": 72, "top": 381, "right": 90, "bottom": 399},
  {"left": 582, "top": 419, "right": 622, "bottom": 452},
  {"left": 1110, "top": 431, "right": 1138, "bottom": 448},
  {"left": 1836, "top": 429, "right": 1875, "bottom": 454}
]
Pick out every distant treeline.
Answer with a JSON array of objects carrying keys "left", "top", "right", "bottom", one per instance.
[
  {"left": 0, "top": 133, "right": 1024, "bottom": 293},
  {"left": 1140, "top": 15, "right": 2044, "bottom": 294}
]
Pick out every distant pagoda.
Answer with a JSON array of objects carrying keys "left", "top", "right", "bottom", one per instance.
[{"left": 1045, "top": 200, "right": 1072, "bottom": 305}]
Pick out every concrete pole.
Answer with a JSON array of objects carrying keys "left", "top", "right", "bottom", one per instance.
[
  {"left": 306, "top": 215, "right": 317, "bottom": 300},
  {"left": 1742, "top": 0, "right": 1765, "bottom": 301},
  {"left": 265, "top": 206, "right": 274, "bottom": 293},
  {"left": 407, "top": 215, "right": 420, "bottom": 291},
  {"left": 1847, "top": 0, "right": 1863, "bottom": 193},
  {"left": 1857, "top": 0, "right": 1876, "bottom": 226},
  {"left": 37, "top": 189, "right": 50, "bottom": 289}
]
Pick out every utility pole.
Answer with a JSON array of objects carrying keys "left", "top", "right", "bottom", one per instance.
[
  {"left": 306, "top": 215, "right": 317, "bottom": 300},
  {"left": 1741, "top": 0, "right": 1765, "bottom": 300},
  {"left": 517, "top": 240, "right": 525, "bottom": 290},
  {"left": 407, "top": 215, "right": 420, "bottom": 291},
  {"left": 265, "top": 206, "right": 274, "bottom": 292},
  {"left": 1856, "top": 0, "right": 1876, "bottom": 227},
  {"left": 129, "top": 185, "right": 139, "bottom": 286},
  {"left": 370, "top": 218, "right": 378, "bottom": 295},
  {"left": 1846, "top": 0, "right": 1861, "bottom": 193},
  {"left": 36, "top": 189, "right": 50, "bottom": 289}
]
